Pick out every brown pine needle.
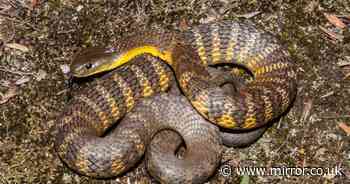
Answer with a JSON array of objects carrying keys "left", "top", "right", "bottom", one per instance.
[
  {"left": 324, "top": 13, "right": 346, "bottom": 29},
  {"left": 338, "top": 122, "right": 350, "bottom": 136}
]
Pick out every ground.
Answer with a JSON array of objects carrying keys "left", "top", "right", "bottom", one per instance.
[{"left": 0, "top": 0, "right": 349, "bottom": 183}]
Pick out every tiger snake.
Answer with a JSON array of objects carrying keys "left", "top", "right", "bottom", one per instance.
[{"left": 54, "top": 20, "right": 297, "bottom": 183}]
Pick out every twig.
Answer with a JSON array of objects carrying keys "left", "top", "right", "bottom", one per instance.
[
  {"left": 0, "top": 67, "right": 35, "bottom": 76},
  {"left": 321, "top": 115, "right": 350, "bottom": 119}
]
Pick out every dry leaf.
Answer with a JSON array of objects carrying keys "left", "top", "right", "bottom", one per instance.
[
  {"left": 300, "top": 99, "right": 313, "bottom": 123},
  {"left": 0, "top": 86, "right": 17, "bottom": 104},
  {"left": 236, "top": 11, "right": 261, "bottom": 19},
  {"left": 337, "top": 60, "right": 350, "bottom": 67},
  {"left": 338, "top": 122, "right": 350, "bottom": 135},
  {"left": 320, "top": 91, "right": 334, "bottom": 98},
  {"left": 324, "top": 13, "right": 346, "bottom": 29},
  {"left": 31, "top": 0, "right": 38, "bottom": 8},
  {"left": 15, "top": 76, "right": 31, "bottom": 85},
  {"left": 5, "top": 43, "right": 30, "bottom": 52},
  {"left": 344, "top": 72, "right": 350, "bottom": 79}
]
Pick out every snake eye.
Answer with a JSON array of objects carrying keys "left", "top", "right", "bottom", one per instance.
[{"left": 85, "top": 63, "right": 93, "bottom": 69}]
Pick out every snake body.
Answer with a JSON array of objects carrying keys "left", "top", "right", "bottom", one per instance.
[
  {"left": 56, "top": 56, "right": 224, "bottom": 182},
  {"left": 56, "top": 21, "right": 297, "bottom": 182},
  {"left": 71, "top": 20, "right": 297, "bottom": 130},
  {"left": 55, "top": 57, "right": 171, "bottom": 177}
]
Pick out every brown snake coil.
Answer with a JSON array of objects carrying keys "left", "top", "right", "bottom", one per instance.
[{"left": 55, "top": 20, "right": 297, "bottom": 183}]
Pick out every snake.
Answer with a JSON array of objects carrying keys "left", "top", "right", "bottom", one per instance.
[
  {"left": 57, "top": 54, "right": 267, "bottom": 183},
  {"left": 56, "top": 56, "right": 225, "bottom": 182},
  {"left": 55, "top": 53, "right": 266, "bottom": 181},
  {"left": 55, "top": 20, "right": 297, "bottom": 182},
  {"left": 70, "top": 20, "right": 297, "bottom": 130}
]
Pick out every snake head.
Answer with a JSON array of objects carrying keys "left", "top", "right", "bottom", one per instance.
[{"left": 70, "top": 47, "right": 119, "bottom": 77}]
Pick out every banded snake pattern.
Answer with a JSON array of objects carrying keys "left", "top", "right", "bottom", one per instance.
[{"left": 54, "top": 20, "right": 297, "bottom": 183}]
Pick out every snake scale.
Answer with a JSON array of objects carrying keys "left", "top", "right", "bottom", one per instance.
[{"left": 55, "top": 20, "right": 297, "bottom": 183}]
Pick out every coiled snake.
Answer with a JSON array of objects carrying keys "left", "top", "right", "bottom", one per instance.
[
  {"left": 71, "top": 20, "right": 297, "bottom": 129},
  {"left": 54, "top": 20, "right": 297, "bottom": 183}
]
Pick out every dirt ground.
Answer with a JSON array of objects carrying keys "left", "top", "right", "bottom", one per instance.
[{"left": 0, "top": 0, "right": 349, "bottom": 183}]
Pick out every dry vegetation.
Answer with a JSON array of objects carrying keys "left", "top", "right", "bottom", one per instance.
[{"left": 0, "top": 0, "right": 349, "bottom": 183}]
